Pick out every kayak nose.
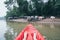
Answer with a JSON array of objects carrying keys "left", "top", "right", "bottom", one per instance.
[{"left": 15, "top": 24, "right": 45, "bottom": 40}]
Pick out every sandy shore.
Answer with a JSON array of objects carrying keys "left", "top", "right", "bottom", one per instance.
[
  {"left": 9, "top": 18, "right": 60, "bottom": 23},
  {"left": 37, "top": 18, "right": 60, "bottom": 23},
  {"left": 9, "top": 19, "right": 27, "bottom": 22}
]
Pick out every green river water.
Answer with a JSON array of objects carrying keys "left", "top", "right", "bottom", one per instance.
[{"left": 0, "top": 20, "right": 60, "bottom": 40}]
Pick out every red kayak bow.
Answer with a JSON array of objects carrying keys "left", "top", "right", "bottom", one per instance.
[{"left": 15, "top": 24, "right": 45, "bottom": 40}]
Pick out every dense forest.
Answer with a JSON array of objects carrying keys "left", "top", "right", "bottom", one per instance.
[{"left": 4, "top": 0, "right": 60, "bottom": 18}]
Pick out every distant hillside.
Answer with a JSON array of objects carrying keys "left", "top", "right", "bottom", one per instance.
[{"left": 0, "top": 17, "right": 5, "bottom": 20}]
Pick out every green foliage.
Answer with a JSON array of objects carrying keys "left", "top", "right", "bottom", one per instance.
[{"left": 5, "top": 0, "right": 60, "bottom": 18}]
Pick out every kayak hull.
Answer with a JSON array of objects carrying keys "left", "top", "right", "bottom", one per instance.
[{"left": 15, "top": 24, "right": 45, "bottom": 40}]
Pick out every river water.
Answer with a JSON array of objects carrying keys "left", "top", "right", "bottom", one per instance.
[{"left": 0, "top": 20, "right": 60, "bottom": 40}]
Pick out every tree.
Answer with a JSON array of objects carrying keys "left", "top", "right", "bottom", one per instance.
[{"left": 5, "top": 0, "right": 60, "bottom": 18}]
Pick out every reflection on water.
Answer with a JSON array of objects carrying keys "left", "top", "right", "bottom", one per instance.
[
  {"left": 4, "top": 27, "right": 17, "bottom": 40},
  {"left": 0, "top": 20, "right": 7, "bottom": 40},
  {"left": 5, "top": 22, "right": 28, "bottom": 40},
  {"left": 0, "top": 20, "right": 60, "bottom": 40},
  {"left": 35, "top": 23, "right": 60, "bottom": 40},
  {"left": 50, "top": 23, "right": 55, "bottom": 28}
]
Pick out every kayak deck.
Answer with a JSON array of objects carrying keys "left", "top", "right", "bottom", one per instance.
[{"left": 15, "top": 24, "right": 45, "bottom": 40}]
